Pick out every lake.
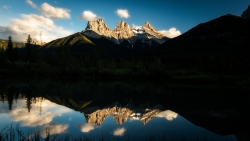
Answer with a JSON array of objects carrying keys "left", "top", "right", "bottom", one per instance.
[{"left": 0, "top": 79, "right": 249, "bottom": 140}]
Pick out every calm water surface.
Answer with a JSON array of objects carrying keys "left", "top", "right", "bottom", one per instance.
[
  {"left": 0, "top": 80, "right": 248, "bottom": 140},
  {"left": 0, "top": 96, "right": 237, "bottom": 140}
]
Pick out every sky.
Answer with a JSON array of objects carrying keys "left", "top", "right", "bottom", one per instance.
[{"left": 0, "top": 0, "right": 249, "bottom": 43}]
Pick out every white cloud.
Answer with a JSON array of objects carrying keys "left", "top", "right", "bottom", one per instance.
[
  {"left": 113, "top": 127, "right": 126, "bottom": 136},
  {"left": 156, "top": 110, "right": 178, "bottom": 121},
  {"left": 0, "top": 14, "right": 73, "bottom": 43},
  {"left": 26, "top": 0, "right": 37, "bottom": 8},
  {"left": 3, "top": 5, "right": 11, "bottom": 9},
  {"left": 116, "top": 9, "right": 130, "bottom": 18},
  {"left": 79, "top": 11, "right": 98, "bottom": 21},
  {"left": 159, "top": 28, "right": 181, "bottom": 38},
  {"left": 40, "top": 123, "right": 69, "bottom": 138},
  {"left": 41, "top": 3, "right": 70, "bottom": 19},
  {"left": 78, "top": 123, "right": 95, "bottom": 133}
]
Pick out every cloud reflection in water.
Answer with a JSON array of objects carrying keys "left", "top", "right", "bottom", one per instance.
[
  {"left": 40, "top": 123, "right": 69, "bottom": 138},
  {"left": 113, "top": 127, "right": 126, "bottom": 136},
  {"left": 77, "top": 123, "right": 95, "bottom": 133},
  {"left": 156, "top": 110, "right": 178, "bottom": 121},
  {"left": 9, "top": 98, "right": 71, "bottom": 127}
]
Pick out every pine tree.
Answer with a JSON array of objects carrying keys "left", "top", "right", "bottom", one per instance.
[
  {"left": 26, "top": 34, "right": 32, "bottom": 62},
  {"left": 6, "top": 36, "right": 14, "bottom": 61}
]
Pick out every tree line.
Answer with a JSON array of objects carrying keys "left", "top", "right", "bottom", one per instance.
[{"left": 1, "top": 34, "right": 250, "bottom": 80}]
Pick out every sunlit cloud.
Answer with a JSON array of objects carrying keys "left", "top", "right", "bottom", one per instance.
[
  {"left": 41, "top": 3, "right": 70, "bottom": 19},
  {"left": 0, "top": 14, "right": 73, "bottom": 43},
  {"left": 113, "top": 127, "right": 126, "bottom": 136},
  {"left": 156, "top": 110, "right": 178, "bottom": 121},
  {"left": 159, "top": 28, "right": 181, "bottom": 38},
  {"left": 26, "top": 0, "right": 37, "bottom": 8},
  {"left": 77, "top": 123, "right": 95, "bottom": 133},
  {"left": 3, "top": 5, "right": 11, "bottom": 9},
  {"left": 79, "top": 10, "right": 98, "bottom": 21},
  {"left": 116, "top": 9, "right": 130, "bottom": 18},
  {"left": 40, "top": 123, "right": 69, "bottom": 138}
]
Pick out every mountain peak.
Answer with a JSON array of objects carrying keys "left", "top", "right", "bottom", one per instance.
[
  {"left": 241, "top": 5, "right": 250, "bottom": 18},
  {"left": 144, "top": 21, "right": 150, "bottom": 25},
  {"left": 115, "top": 20, "right": 130, "bottom": 29},
  {"left": 85, "top": 19, "right": 112, "bottom": 36},
  {"left": 114, "top": 20, "right": 134, "bottom": 39},
  {"left": 142, "top": 21, "right": 157, "bottom": 31}
]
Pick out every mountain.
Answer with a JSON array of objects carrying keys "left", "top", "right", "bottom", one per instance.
[
  {"left": 42, "top": 32, "right": 132, "bottom": 59},
  {"left": 241, "top": 5, "right": 250, "bottom": 18},
  {"left": 133, "top": 14, "right": 250, "bottom": 74},
  {"left": 161, "top": 14, "right": 250, "bottom": 48},
  {"left": 82, "top": 19, "right": 169, "bottom": 49},
  {"left": 42, "top": 19, "right": 168, "bottom": 59},
  {"left": 153, "top": 14, "right": 250, "bottom": 56}
]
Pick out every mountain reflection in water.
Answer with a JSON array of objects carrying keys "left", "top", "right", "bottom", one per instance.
[
  {"left": 82, "top": 101, "right": 177, "bottom": 125},
  {"left": 0, "top": 80, "right": 248, "bottom": 140}
]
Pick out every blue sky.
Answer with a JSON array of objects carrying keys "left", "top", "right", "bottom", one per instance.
[{"left": 0, "top": 0, "right": 249, "bottom": 43}]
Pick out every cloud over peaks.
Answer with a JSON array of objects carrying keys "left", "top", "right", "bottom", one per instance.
[
  {"left": 159, "top": 28, "right": 181, "bottom": 38},
  {"left": 79, "top": 11, "right": 98, "bottom": 21},
  {"left": 41, "top": 3, "right": 70, "bottom": 19},
  {"left": 116, "top": 9, "right": 130, "bottom": 18},
  {"left": 26, "top": 0, "right": 37, "bottom": 8}
]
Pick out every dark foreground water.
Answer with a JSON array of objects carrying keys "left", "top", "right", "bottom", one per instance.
[{"left": 0, "top": 79, "right": 249, "bottom": 140}]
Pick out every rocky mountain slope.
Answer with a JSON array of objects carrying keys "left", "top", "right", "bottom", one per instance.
[
  {"left": 82, "top": 19, "right": 168, "bottom": 49},
  {"left": 241, "top": 5, "right": 250, "bottom": 18}
]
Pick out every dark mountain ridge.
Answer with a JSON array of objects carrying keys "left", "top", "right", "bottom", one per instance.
[{"left": 160, "top": 14, "right": 250, "bottom": 49}]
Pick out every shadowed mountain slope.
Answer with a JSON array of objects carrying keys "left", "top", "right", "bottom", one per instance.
[
  {"left": 42, "top": 32, "right": 132, "bottom": 59},
  {"left": 160, "top": 14, "right": 250, "bottom": 48}
]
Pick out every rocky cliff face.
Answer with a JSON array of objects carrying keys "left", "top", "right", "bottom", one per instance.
[
  {"left": 241, "top": 5, "right": 250, "bottom": 18},
  {"left": 142, "top": 21, "right": 166, "bottom": 39},
  {"left": 82, "top": 19, "right": 169, "bottom": 48},
  {"left": 85, "top": 19, "right": 112, "bottom": 36},
  {"left": 113, "top": 20, "right": 135, "bottom": 40}
]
